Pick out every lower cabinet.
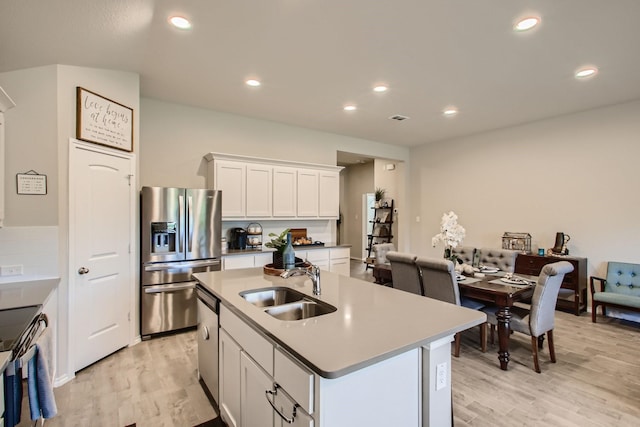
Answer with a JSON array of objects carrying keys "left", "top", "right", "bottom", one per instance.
[
  {"left": 219, "top": 329, "right": 242, "bottom": 427},
  {"left": 219, "top": 304, "right": 421, "bottom": 427},
  {"left": 220, "top": 306, "right": 314, "bottom": 427},
  {"left": 240, "top": 352, "right": 275, "bottom": 427}
]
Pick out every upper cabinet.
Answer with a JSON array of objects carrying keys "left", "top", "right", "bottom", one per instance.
[{"left": 205, "top": 153, "right": 342, "bottom": 220}]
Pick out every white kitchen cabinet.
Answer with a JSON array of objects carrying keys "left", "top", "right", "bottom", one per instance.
[
  {"left": 246, "top": 163, "right": 272, "bottom": 217},
  {"left": 296, "top": 169, "right": 319, "bottom": 217},
  {"left": 318, "top": 171, "right": 339, "bottom": 218},
  {"left": 214, "top": 160, "right": 246, "bottom": 218},
  {"left": 329, "top": 247, "right": 350, "bottom": 277},
  {"left": 219, "top": 329, "right": 242, "bottom": 427},
  {"left": 205, "top": 153, "right": 342, "bottom": 220},
  {"left": 223, "top": 253, "right": 273, "bottom": 270},
  {"left": 216, "top": 300, "right": 425, "bottom": 427},
  {"left": 295, "top": 248, "right": 329, "bottom": 271},
  {"left": 240, "top": 352, "right": 275, "bottom": 427},
  {"left": 223, "top": 255, "right": 255, "bottom": 270},
  {"left": 272, "top": 166, "right": 297, "bottom": 217}
]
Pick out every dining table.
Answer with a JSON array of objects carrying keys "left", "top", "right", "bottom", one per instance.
[{"left": 457, "top": 270, "right": 537, "bottom": 370}]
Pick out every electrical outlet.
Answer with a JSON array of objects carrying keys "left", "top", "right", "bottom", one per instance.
[
  {"left": 436, "top": 362, "right": 447, "bottom": 391},
  {"left": 0, "top": 264, "right": 24, "bottom": 276}
]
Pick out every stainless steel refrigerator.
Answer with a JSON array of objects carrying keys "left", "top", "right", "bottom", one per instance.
[{"left": 140, "top": 186, "right": 222, "bottom": 338}]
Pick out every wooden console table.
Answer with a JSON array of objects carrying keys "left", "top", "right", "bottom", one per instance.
[{"left": 514, "top": 254, "right": 587, "bottom": 315}]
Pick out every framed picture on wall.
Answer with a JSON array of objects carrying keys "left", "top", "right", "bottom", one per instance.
[{"left": 76, "top": 87, "right": 133, "bottom": 152}]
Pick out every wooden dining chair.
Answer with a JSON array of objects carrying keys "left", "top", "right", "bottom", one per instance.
[
  {"left": 415, "top": 256, "right": 487, "bottom": 357},
  {"left": 483, "top": 261, "right": 574, "bottom": 372},
  {"left": 386, "top": 251, "right": 423, "bottom": 296}
]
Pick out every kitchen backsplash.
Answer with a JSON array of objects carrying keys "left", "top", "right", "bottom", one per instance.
[
  {"left": 0, "top": 226, "right": 58, "bottom": 279},
  {"left": 222, "top": 220, "right": 335, "bottom": 248}
]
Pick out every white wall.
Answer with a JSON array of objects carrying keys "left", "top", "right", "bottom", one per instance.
[
  {"left": 139, "top": 98, "right": 410, "bottom": 189},
  {"left": 409, "top": 100, "right": 640, "bottom": 286},
  {"left": 0, "top": 64, "right": 140, "bottom": 386},
  {"left": 0, "top": 66, "right": 58, "bottom": 225}
]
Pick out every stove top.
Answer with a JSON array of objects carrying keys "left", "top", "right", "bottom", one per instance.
[{"left": 0, "top": 305, "right": 42, "bottom": 353}]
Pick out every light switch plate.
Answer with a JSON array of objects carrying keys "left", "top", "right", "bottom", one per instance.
[{"left": 436, "top": 362, "right": 447, "bottom": 391}]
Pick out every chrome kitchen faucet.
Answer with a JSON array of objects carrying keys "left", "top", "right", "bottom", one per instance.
[{"left": 280, "top": 263, "right": 321, "bottom": 295}]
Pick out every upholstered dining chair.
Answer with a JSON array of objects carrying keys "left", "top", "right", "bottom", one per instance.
[
  {"left": 451, "top": 245, "right": 476, "bottom": 266},
  {"left": 478, "top": 248, "right": 518, "bottom": 273},
  {"left": 386, "top": 251, "right": 423, "bottom": 296},
  {"left": 415, "top": 256, "right": 487, "bottom": 357},
  {"left": 483, "top": 261, "right": 574, "bottom": 373}
]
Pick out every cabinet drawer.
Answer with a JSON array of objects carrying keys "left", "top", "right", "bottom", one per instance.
[
  {"left": 305, "top": 249, "right": 329, "bottom": 263},
  {"left": 221, "top": 305, "right": 274, "bottom": 375},
  {"left": 329, "top": 247, "right": 350, "bottom": 260},
  {"left": 274, "top": 347, "right": 314, "bottom": 414},
  {"left": 224, "top": 255, "right": 256, "bottom": 270}
]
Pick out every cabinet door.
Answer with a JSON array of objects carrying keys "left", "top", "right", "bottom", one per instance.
[
  {"left": 255, "top": 252, "right": 273, "bottom": 267},
  {"left": 241, "top": 352, "right": 275, "bottom": 427},
  {"left": 297, "top": 169, "right": 319, "bottom": 217},
  {"left": 273, "top": 389, "right": 314, "bottom": 427},
  {"left": 318, "top": 171, "right": 339, "bottom": 218},
  {"left": 215, "top": 160, "right": 246, "bottom": 218},
  {"left": 220, "top": 329, "right": 242, "bottom": 427},
  {"left": 223, "top": 255, "right": 255, "bottom": 270},
  {"left": 246, "top": 163, "right": 272, "bottom": 217},
  {"left": 273, "top": 166, "right": 297, "bottom": 217}
]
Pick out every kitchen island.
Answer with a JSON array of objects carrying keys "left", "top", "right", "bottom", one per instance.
[{"left": 194, "top": 268, "right": 485, "bottom": 427}]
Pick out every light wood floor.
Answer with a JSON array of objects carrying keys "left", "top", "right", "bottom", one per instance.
[{"left": 20, "top": 261, "right": 640, "bottom": 427}]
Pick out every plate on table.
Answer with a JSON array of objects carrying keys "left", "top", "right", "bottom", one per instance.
[
  {"left": 500, "top": 277, "right": 530, "bottom": 286},
  {"left": 476, "top": 266, "right": 499, "bottom": 274},
  {"left": 455, "top": 274, "right": 465, "bottom": 282}
]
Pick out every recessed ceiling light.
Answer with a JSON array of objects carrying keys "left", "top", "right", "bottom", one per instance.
[
  {"left": 245, "top": 79, "right": 261, "bottom": 87},
  {"left": 442, "top": 107, "right": 458, "bottom": 117},
  {"left": 343, "top": 105, "right": 357, "bottom": 111},
  {"left": 169, "top": 16, "right": 191, "bottom": 30},
  {"left": 514, "top": 16, "right": 540, "bottom": 32},
  {"left": 575, "top": 67, "right": 598, "bottom": 79},
  {"left": 373, "top": 85, "right": 388, "bottom": 93}
]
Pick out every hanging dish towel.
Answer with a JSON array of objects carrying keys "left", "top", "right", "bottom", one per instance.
[
  {"left": 3, "top": 359, "right": 23, "bottom": 427},
  {"left": 27, "top": 325, "right": 58, "bottom": 420}
]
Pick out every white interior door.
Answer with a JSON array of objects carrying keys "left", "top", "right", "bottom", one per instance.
[{"left": 70, "top": 140, "right": 134, "bottom": 372}]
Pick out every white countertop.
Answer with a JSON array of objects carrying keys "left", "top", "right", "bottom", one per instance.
[
  {"left": 193, "top": 268, "right": 485, "bottom": 379},
  {"left": 0, "top": 277, "right": 60, "bottom": 310},
  {"left": 224, "top": 243, "right": 350, "bottom": 257}
]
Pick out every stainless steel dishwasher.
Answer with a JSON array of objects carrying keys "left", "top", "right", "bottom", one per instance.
[{"left": 196, "top": 284, "right": 220, "bottom": 405}]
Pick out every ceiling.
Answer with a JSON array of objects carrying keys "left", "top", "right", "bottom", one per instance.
[{"left": 1, "top": 1, "right": 640, "bottom": 149}]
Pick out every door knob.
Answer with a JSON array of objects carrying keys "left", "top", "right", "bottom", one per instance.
[{"left": 78, "top": 267, "right": 90, "bottom": 275}]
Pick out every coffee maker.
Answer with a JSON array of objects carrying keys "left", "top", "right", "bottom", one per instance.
[
  {"left": 229, "top": 227, "right": 247, "bottom": 250},
  {"left": 551, "top": 232, "right": 570, "bottom": 255}
]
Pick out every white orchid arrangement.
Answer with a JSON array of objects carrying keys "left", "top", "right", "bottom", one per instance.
[{"left": 431, "top": 211, "right": 466, "bottom": 257}]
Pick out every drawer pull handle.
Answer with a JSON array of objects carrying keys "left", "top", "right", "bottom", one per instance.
[{"left": 265, "top": 383, "right": 298, "bottom": 424}]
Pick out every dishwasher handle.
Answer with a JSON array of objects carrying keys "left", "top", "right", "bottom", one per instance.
[{"left": 144, "top": 282, "right": 197, "bottom": 294}]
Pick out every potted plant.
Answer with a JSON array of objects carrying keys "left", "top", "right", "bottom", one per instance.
[
  {"left": 265, "top": 228, "right": 290, "bottom": 268},
  {"left": 374, "top": 187, "right": 386, "bottom": 208}
]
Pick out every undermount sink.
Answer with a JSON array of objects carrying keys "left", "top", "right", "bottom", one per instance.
[
  {"left": 240, "top": 287, "right": 306, "bottom": 307},
  {"left": 265, "top": 300, "right": 337, "bottom": 321},
  {"left": 240, "top": 287, "right": 337, "bottom": 320}
]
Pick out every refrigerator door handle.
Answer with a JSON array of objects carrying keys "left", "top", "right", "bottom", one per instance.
[
  {"left": 187, "top": 195, "right": 193, "bottom": 252},
  {"left": 178, "top": 194, "right": 185, "bottom": 254},
  {"left": 144, "top": 282, "right": 197, "bottom": 294},
  {"left": 144, "top": 259, "right": 221, "bottom": 271}
]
